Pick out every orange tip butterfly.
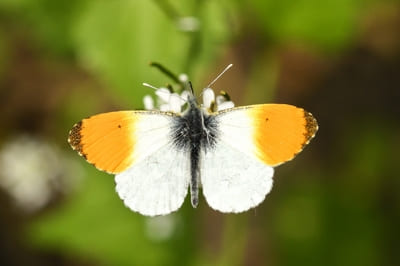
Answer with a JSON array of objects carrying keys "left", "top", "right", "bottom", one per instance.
[{"left": 68, "top": 64, "right": 318, "bottom": 216}]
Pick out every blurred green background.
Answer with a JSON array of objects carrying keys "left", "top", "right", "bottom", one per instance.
[{"left": 0, "top": 0, "right": 399, "bottom": 265}]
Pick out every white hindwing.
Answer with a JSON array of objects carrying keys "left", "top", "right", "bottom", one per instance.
[
  {"left": 200, "top": 109, "right": 274, "bottom": 213},
  {"left": 115, "top": 113, "right": 191, "bottom": 216}
]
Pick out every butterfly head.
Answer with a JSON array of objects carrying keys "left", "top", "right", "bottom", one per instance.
[{"left": 143, "top": 81, "right": 234, "bottom": 114}]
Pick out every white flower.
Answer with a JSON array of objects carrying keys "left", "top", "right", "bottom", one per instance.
[
  {"left": 0, "top": 135, "right": 82, "bottom": 212},
  {"left": 202, "top": 88, "right": 235, "bottom": 112},
  {"left": 155, "top": 87, "right": 171, "bottom": 103},
  {"left": 180, "top": 90, "right": 191, "bottom": 104},
  {"left": 145, "top": 214, "right": 178, "bottom": 242},
  {"left": 217, "top": 101, "right": 235, "bottom": 110},
  {"left": 159, "top": 103, "right": 171, "bottom": 112},
  {"left": 145, "top": 87, "right": 190, "bottom": 113},
  {"left": 178, "top": 73, "right": 189, "bottom": 83},
  {"left": 176, "top": 17, "right": 200, "bottom": 32},
  {"left": 202, "top": 88, "right": 215, "bottom": 110},
  {"left": 168, "top": 93, "right": 183, "bottom": 113},
  {"left": 142, "top": 73, "right": 235, "bottom": 113},
  {"left": 143, "top": 95, "right": 154, "bottom": 110}
]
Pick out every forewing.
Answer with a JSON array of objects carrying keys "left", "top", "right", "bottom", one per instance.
[
  {"left": 68, "top": 110, "right": 176, "bottom": 173},
  {"left": 214, "top": 104, "right": 318, "bottom": 167}
]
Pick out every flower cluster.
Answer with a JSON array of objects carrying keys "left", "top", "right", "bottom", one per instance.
[{"left": 143, "top": 76, "right": 234, "bottom": 114}]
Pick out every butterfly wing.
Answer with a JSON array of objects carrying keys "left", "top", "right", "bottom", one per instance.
[
  {"left": 201, "top": 104, "right": 318, "bottom": 213},
  {"left": 68, "top": 111, "right": 190, "bottom": 216},
  {"left": 200, "top": 142, "right": 274, "bottom": 213},
  {"left": 115, "top": 142, "right": 190, "bottom": 216}
]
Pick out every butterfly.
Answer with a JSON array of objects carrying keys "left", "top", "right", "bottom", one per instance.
[{"left": 68, "top": 66, "right": 318, "bottom": 216}]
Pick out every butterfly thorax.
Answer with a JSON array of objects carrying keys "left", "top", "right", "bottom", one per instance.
[{"left": 171, "top": 99, "right": 218, "bottom": 150}]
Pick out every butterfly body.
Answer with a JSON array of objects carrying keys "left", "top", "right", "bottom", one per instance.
[{"left": 171, "top": 97, "right": 219, "bottom": 207}]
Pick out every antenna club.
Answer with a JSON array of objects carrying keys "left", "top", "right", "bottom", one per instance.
[{"left": 142, "top": 82, "right": 158, "bottom": 90}]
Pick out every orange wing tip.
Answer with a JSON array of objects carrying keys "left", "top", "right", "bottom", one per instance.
[
  {"left": 250, "top": 105, "right": 318, "bottom": 167},
  {"left": 67, "top": 119, "right": 130, "bottom": 174},
  {"left": 68, "top": 112, "right": 137, "bottom": 174}
]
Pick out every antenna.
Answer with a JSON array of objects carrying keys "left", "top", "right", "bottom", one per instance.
[
  {"left": 206, "top": 64, "right": 233, "bottom": 88},
  {"left": 188, "top": 81, "right": 195, "bottom": 95},
  {"left": 142, "top": 82, "right": 159, "bottom": 91}
]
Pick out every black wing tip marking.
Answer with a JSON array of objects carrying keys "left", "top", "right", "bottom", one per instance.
[
  {"left": 67, "top": 121, "right": 87, "bottom": 159},
  {"left": 303, "top": 110, "right": 318, "bottom": 145}
]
